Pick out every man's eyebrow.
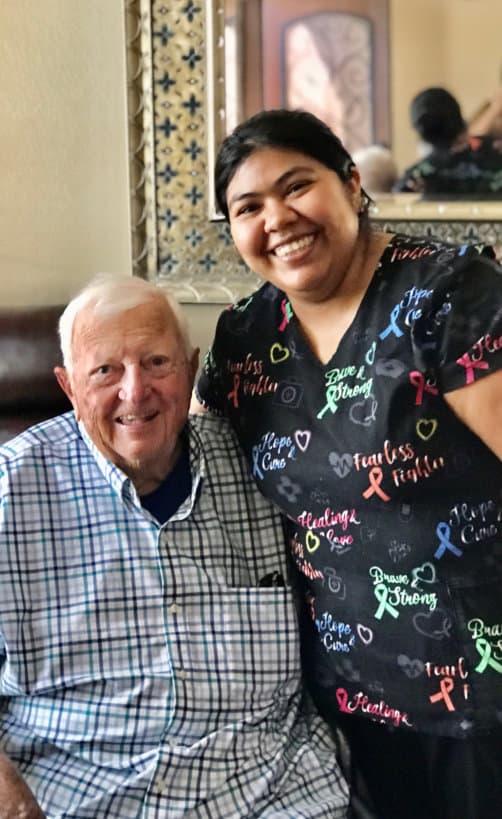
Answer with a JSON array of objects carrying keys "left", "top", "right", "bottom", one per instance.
[{"left": 228, "top": 165, "right": 314, "bottom": 209}]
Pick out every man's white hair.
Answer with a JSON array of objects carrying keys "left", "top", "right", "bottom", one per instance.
[
  {"left": 59, "top": 273, "right": 194, "bottom": 372},
  {"left": 352, "top": 144, "right": 398, "bottom": 194}
]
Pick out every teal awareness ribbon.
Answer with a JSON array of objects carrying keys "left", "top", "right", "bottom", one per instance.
[
  {"left": 374, "top": 583, "right": 399, "bottom": 620},
  {"left": 317, "top": 386, "right": 338, "bottom": 419},
  {"left": 474, "top": 637, "right": 502, "bottom": 674}
]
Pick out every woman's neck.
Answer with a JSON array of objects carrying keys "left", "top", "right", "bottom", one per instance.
[{"left": 289, "top": 230, "right": 393, "bottom": 364}]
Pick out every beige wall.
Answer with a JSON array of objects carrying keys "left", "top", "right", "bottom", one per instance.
[
  {"left": 0, "top": 0, "right": 131, "bottom": 307},
  {"left": 391, "top": 0, "right": 502, "bottom": 172},
  {"left": 0, "top": 0, "right": 220, "bottom": 353},
  {"left": 3, "top": 0, "right": 500, "bottom": 354}
]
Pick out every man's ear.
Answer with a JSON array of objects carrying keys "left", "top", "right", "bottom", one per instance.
[{"left": 54, "top": 366, "right": 74, "bottom": 403}]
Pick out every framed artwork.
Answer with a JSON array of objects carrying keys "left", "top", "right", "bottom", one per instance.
[{"left": 240, "top": 0, "right": 391, "bottom": 155}]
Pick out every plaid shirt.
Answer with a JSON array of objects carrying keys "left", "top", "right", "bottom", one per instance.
[{"left": 0, "top": 412, "right": 348, "bottom": 818}]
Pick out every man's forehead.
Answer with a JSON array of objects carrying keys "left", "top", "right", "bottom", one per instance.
[{"left": 72, "top": 299, "right": 180, "bottom": 351}]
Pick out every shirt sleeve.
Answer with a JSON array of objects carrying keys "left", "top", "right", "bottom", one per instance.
[{"left": 416, "top": 245, "right": 502, "bottom": 392}]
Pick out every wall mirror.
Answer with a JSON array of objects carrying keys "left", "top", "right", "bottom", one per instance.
[{"left": 206, "top": 0, "right": 502, "bottom": 226}]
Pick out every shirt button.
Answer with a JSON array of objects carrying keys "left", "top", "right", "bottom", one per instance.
[
  {"left": 168, "top": 602, "right": 179, "bottom": 615},
  {"left": 177, "top": 668, "right": 188, "bottom": 681}
]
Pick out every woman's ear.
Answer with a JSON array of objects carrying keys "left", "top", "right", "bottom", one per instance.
[{"left": 346, "top": 166, "right": 362, "bottom": 210}]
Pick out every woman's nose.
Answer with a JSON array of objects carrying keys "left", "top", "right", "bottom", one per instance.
[
  {"left": 263, "top": 198, "right": 295, "bottom": 232},
  {"left": 118, "top": 365, "right": 150, "bottom": 402}
]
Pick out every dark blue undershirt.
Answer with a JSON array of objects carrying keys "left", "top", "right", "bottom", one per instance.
[{"left": 140, "top": 442, "right": 191, "bottom": 524}]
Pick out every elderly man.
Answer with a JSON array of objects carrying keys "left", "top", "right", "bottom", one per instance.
[{"left": 0, "top": 275, "right": 348, "bottom": 818}]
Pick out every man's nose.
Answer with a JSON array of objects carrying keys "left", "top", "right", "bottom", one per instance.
[
  {"left": 263, "top": 198, "right": 295, "bottom": 232},
  {"left": 118, "top": 365, "right": 150, "bottom": 402}
]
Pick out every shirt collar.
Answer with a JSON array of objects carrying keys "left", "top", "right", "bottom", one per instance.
[{"left": 77, "top": 419, "right": 204, "bottom": 516}]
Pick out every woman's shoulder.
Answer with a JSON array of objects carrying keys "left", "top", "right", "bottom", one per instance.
[
  {"left": 377, "top": 234, "right": 500, "bottom": 302},
  {"left": 385, "top": 233, "right": 496, "bottom": 264},
  {"left": 215, "top": 283, "right": 285, "bottom": 332}
]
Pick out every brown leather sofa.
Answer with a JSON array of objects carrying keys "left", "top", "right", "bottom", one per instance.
[{"left": 0, "top": 305, "right": 72, "bottom": 445}]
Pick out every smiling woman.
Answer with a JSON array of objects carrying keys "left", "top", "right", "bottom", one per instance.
[{"left": 193, "top": 106, "right": 502, "bottom": 819}]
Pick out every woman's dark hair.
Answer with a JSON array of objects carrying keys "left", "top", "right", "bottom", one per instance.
[
  {"left": 410, "top": 87, "right": 466, "bottom": 150},
  {"left": 214, "top": 108, "right": 370, "bottom": 220}
]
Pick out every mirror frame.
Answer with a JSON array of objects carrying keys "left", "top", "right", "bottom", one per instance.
[
  {"left": 205, "top": 0, "right": 502, "bottom": 225},
  {"left": 124, "top": 0, "right": 502, "bottom": 302}
]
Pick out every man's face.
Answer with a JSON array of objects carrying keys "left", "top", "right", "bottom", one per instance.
[{"left": 55, "top": 298, "right": 198, "bottom": 494}]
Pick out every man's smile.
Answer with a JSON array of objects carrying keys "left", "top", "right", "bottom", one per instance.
[{"left": 116, "top": 411, "right": 158, "bottom": 425}]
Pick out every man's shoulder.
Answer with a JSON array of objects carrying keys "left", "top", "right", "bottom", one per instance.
[
  {"left": 188, "top": 413, "right": 241, "bottom": 457},
  {"left": 0, "top": 412, "right": 79, "bottom": 464},
  {"left": 188, "top": 413, "right": 258, "bottom": 485},
  {"left": 187, "top": 414, "right": 282, "bottom": 522}
]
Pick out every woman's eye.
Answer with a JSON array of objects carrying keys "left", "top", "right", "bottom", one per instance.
[
  {"left": 287, "top": 180, "right": 309, "bottom": 195},
  {"left": 235, "top": 202, "right": 259, "bottom": 217}
]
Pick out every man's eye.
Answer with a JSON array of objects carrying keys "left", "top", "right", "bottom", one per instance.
[
  {"left": 90, "top": 365, "right": 112, "bottom": 378},
  {"left": 150, "top": 356, "right": 169, "bottom": 368},
  {"left": 90, "top": 364, "right": 116, "bottom": 382},
  {"left": 146, "top": 356, "right": 177, "bottom": 375}
]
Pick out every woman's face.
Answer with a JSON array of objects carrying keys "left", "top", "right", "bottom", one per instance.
[{"left": 226, "top": 146, "right": 362, "bottom": 302}]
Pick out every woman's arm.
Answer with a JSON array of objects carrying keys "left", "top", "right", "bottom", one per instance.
[
  {"left": 444, "top": 369, "right": 502, "bottom": 460},
  {"left": 189, "top": 391, "right": 208, "bottom": 414},
  {"left": 467, "top": 87, "right": 502, "bottom": 137}
]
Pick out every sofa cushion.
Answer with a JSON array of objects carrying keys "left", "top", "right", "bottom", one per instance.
[{"left": 0, "top": 305, "right": 72, "bottom": 443}]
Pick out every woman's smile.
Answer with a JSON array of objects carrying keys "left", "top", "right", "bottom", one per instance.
[{"left": 271, "top": 232, "right": 317, "bottom": 260}]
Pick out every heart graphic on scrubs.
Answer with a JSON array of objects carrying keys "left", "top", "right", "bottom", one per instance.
[
  {"left": 411, "top": 561, "right": 436, "bottom": 589},
  {"left": 328, "top": 451, "right": 353, "bottom": 478},
  {"left": 413, "top": 609, "right": 452, "bottom": 640},
  {"left": 375, "top": 358, "right": 406, "bottom": 378},
  {"left": 357, "top": 624, "right": 373, "bottom": 645},
  {"left": 416, "top": 418, "right": 438, "bottom": 440},
  {"left": 397, "top": 654, "right": 424, "bottom": 678},
  {"left": 270, "top": 343, "right": 290, "bottom": 363},
  {"left": 349, "top": 396, "right": 377, "bottom": 426},
  {"left": 305, "top": 531, "right": 320, "bottom": 552},
  {"left": 294, "top": 430, "right": 311, "bottom": 452}
]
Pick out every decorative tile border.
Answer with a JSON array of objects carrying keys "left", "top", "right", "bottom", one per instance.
[{"left": 125, "top": 0, "right": 502, "bottom": 303}]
